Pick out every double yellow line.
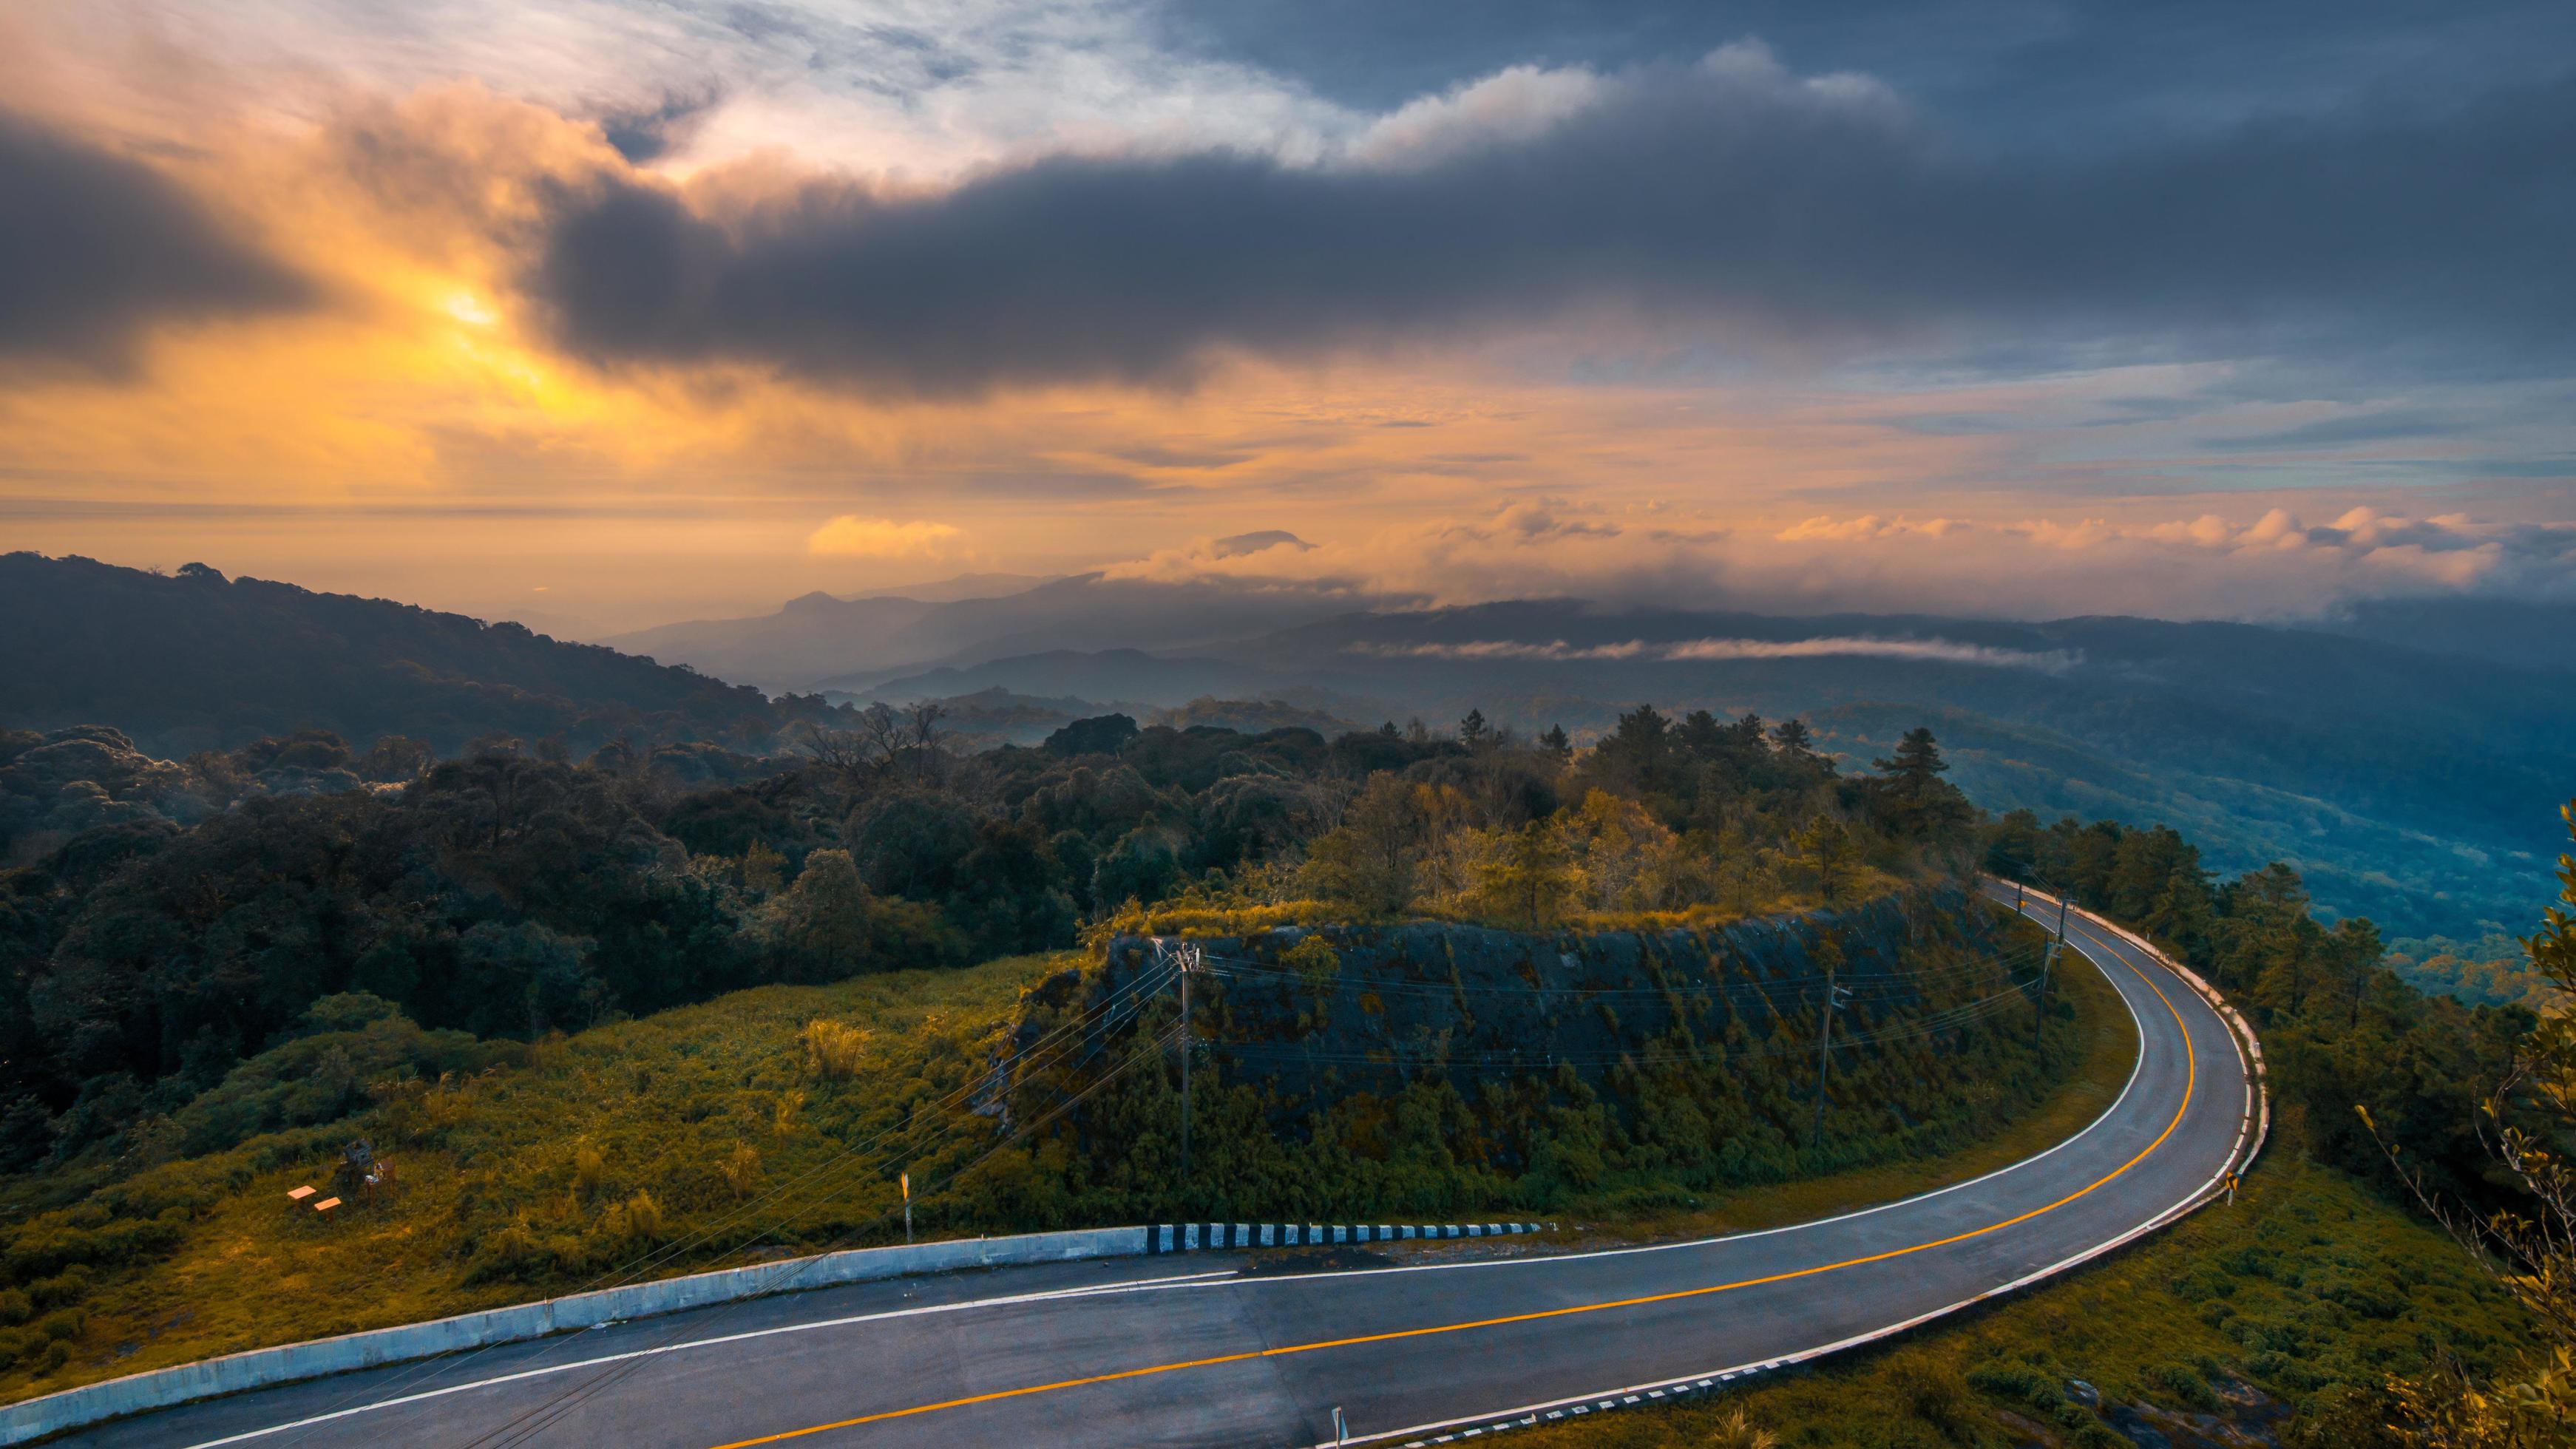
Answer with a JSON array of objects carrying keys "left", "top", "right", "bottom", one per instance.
[{"left": 711, "top": 920, "right": 2202, "bottom": 1448}]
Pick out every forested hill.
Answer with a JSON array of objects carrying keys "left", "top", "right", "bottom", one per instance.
[{"left": 0, "top": 553, "right": 839, "bottom": 757}]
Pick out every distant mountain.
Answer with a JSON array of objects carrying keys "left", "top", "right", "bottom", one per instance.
[
  {"left": 2309, "top": 596, "right": 2576, "bottom": 674},
  {"left": 603, "top": 591, "right": 946, "bottom": 693},
  {"left": 1193, "top": 602, "right": 2576, "bottom": 941},
  {"left": 907, "top": 687, "right": 1113, "bottom": 749},
  {"left": 845, "top": 571, "right": 1060, "bottom": 604},
  {"left": 21, "top": 545, "right": 2567, "bottom": 946},
  {"left": 0, "top": 553, "right": 825, "bottom": 757},
  {"left": 822, "top": 648, "right": 1273, "bottom": 705},
  {"left": 604, "top": 574, "right": 1380, "bottom": 691}
]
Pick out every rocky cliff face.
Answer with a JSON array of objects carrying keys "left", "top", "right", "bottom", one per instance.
[{"left": 1079, "top": 885, "right": 2058, "bottom": 1186}]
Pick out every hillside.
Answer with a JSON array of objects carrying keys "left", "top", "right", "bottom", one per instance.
[
  {"left": 603, "top": 574, "right": 1366, "bottom": 692},
  {"left": 669, "top": 583, "right": 2575, "bottom": 944},
  {"left": 1211, "top": 600, "right": 2576, "bottom": 943},
  {"left": 0, "top": 900, "right": 2101, "bottom": 1403},
  {"left": 0, "top": 553, "right": 835, "bottom": 757}
]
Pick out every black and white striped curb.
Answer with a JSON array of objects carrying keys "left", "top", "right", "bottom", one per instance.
[
  {"left": 1145, "top": 1221, "right": 1550, "bottom": 1253},
  {"left": 1393, "top": 1364, "right": 1782, "bottom": 1445}
]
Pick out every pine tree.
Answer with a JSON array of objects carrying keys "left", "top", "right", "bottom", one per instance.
[
  {"left": 1459, "top": 708, "right": 1491, "bottom": 749},
  {"left": 1538, "top": 724, "right": 1573, "bottom": 761},
  {"left": 1771, "top": 717, "right": 1816, "bottom": 759},
  {"left": 1871, "top": 727, "right": 1948, "bottom": 806}
]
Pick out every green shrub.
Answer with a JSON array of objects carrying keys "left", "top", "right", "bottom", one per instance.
[
  {"left": 1966, "top": 1362, "right": 2063, "bottom": 1410},
  {"left": 2152, "top": 1360, "right": 2221, "bottom": 1411},
  {"left": 1886, "top": 1357, "right": 1978, "bottom": 1439},
  {"left": 34, "top": 1309, "right": 84, "bottom": 1343},
  {"left": 27, "top": 1267, "right": 90, "bottom": 1311}
]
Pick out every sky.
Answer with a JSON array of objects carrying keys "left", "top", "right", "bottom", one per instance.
[{"left": 1, "top": 0, "right": 2572, "bottom": 636}]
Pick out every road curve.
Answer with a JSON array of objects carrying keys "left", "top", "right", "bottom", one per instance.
[{"left": 70, "top": 890, "right": 2255, "bottom": 1449}]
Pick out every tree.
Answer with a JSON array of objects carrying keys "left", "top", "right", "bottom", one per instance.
[
  {"left": 1471, "top": 821, "right": 1582, "bottom": 929},
  {"left": 755, "top": 849, "right": 876, "bottom": 978},
  {"left": 1459, "top": 709, "right": 1491, "bottom": 750},
  {"left": 1797, "top": 815, "right": 1857, "bottom": 905},
  {"left": 1870, "top": 727, "right": 1969, "bottom": 835},
  {"left": 1873, "top": 727, "right": 1947, "bottom": 802},
  {"left": 1538, "top": 724, "right": 1572, "bottom": 761},
  {"left": 847, "top": 790, "right": 980, "bottom": 898},
  {"left": 1301, "top": 774, "right": 1423, "bottom": 916},
  {"left": 2140, "top": 861, "right": 2217, "bottom": 963},
  {"left": 1590, "top": 705, "right": 1677, "bottom": 797},
  {"left": 1094, "top": 826, "right": 1182, "bottom": 909},
  {"left": 1042, "top": 714, "right": 1139, "bottom": 759},
  {"left": 1984, "top": 808, "right": 2044, "bottom": 882},
  {"left": 1556, "top": 790, "right": 1687, "bottom": 912},
  {"left": 2368, "top": 800, "right": 2576, "bottom": 1445},
  {"left": 1770, "top": 717, "right": 1817, "bottom": 764}
]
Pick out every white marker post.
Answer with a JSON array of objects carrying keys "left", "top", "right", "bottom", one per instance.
[{"left": 902, "top": 1171, "right": 913, "bottom": 1245}]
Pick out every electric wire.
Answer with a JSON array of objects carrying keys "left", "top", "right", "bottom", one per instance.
[
  {"left": 1188, "top": 940, "right": 2047, "bottom": 1007},
  {"left": 1202, "top": 977, "right": 2044, "bottom": 1070},
  {"left": 277, "top": 958, "right": 1186, "bottom": 1444},
  {"left": 289, "top": 925, "right": 2064, "bottom": 1441},
  {"left": 461, "top": 1020, "right": 1190, "bottom": 1449}
]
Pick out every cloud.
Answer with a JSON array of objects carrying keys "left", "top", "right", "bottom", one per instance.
[
  {"left": 1355, "top": 636, "right": 2076, "bottom": 671},
  {"left": 0, "top": 109, "right": 311, "bottom": 370},
  {"left": 1101, "top": 500, "right": 2576, "bottom": 620},
  {"left": 805, "top": 515, "right": 966, "bottom": 557},
  {"left": 597, "top": 86, "right": 725, "bottom": 164},
  {"left": 1210, "top": 529, "right": 1312, "bottom": 557},
  {"left": 520, "top": 44, "right": 2576, "bottom": 394}
]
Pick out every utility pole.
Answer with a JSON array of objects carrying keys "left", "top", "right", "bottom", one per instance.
[
  {"left": 2036, "top": 889, "right": 2068, "bottom": 1036},
  {"left": 1178, "top": 943, "right": 1199, "bottom": 1198},
  {"left": 1809, "top": 959, "right": 1851, "bottom": 1152}
]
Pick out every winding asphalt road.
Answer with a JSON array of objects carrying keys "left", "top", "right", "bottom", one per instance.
[{"left": 68, "top": 890, "right": 2255, "bottom": 1449}]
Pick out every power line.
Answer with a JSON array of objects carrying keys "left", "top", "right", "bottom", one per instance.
[
  {"left": 1201, "top": 977, "right": 2040, "bottom": 1070},
  {"left": 280, "top": 957, "right": 1186, "bottom": 1445},
  {"left": 1190, "top": 943, "right": 2044, "bottom": 1011},
  {"left": 463, "top": 1022, "right": 1188, "bottom": 1449}
]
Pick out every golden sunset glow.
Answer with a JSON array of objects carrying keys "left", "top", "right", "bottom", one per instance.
[{"left": 0, "top": 1, "right": 2566, "bottom": 637}]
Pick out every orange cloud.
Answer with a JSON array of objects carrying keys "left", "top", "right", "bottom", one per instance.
[{"left": 807, "top": 516, "right": 966, "bottom": 558}]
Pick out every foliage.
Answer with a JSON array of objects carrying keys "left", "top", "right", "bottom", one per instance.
[
  {"left": 0, "top": 705, "right": 1976, "bottom": 1183},
  {"left": 2364, "top": 801, "right": 2576, "bottom": 1445},
  {"left": 1983, "top": 810, "right": 2527, "bottom": 1205},
  {"left": 0, "top": 923, "right": 2115, "bottom": 1399},
  {"left": 1507, "top": 1161, "right": 2531, "bottom": 1449}
]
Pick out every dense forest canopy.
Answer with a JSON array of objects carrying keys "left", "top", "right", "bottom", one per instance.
[
  {"left": 0, "top": 671, "right": 2560, "bottom": 1435},
  {"left": 0, "top": 685, "right": 2538, "bottom": 1229},
  {"left": 0, "top": 700, "right": 1987, "bottom": 1172}
]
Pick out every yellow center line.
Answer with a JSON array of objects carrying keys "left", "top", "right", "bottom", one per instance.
[{"left": 707, "top": 918, "right": 2203, "bottom": 1449}]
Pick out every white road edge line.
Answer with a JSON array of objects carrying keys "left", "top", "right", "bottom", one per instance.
[
  {"left": 1320, "top": 895, "right": 2253, "bottom": 1448},
  {"left": 170, "top": 1270, "right": 1240, "bottom": 1449},
  {"left": 181, "top": 889, "right": 2169, "bottom": 1448}
]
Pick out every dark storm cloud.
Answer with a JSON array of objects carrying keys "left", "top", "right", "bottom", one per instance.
[
  {"left": 598, "top": 87, "right": 726, "bottom": 163},
  {"left": 1150, "top": 0, "right": 2576, "bottom": 144},
  {"left": 0, "top": 110, "right": 311, "bottom": 370},
  {"left": 526, "top": 58, "right": 2576, "bottom": 396}
]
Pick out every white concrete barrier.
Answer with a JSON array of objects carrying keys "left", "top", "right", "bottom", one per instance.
[
  {"left": 2001, "top": 883, "right": 2271, "bottom": 1188},
  {"left": 0, "top": 1226, "right": 1146, "bottom": 1444}
]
